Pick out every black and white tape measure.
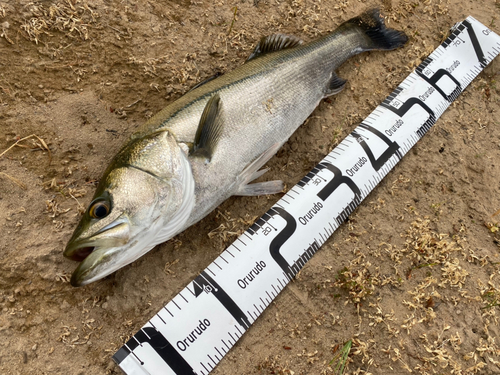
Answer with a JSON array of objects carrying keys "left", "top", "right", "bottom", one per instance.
[{"left": 113, "top": 16, "right": 500, "bottom": 375}]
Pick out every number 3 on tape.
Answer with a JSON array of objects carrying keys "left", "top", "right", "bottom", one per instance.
[{"left": 113, "top": 16, "right": 500, "bottom": 375}]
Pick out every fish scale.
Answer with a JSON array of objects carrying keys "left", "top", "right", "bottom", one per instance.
[{"left": 113, "top": 15, "right": 500, "bottom": 374}]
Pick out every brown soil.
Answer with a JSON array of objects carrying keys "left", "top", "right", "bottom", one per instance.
[{"left": 1, "top": 1, "right": 500, "bottom": 374}]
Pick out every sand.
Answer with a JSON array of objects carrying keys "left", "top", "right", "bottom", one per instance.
[{"left": 1, "top": 0, "right": 499, "bottom": 374}]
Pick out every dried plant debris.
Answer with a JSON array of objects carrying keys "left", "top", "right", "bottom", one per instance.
[
  {"left": 208, "top": 210, "right": 257, "bottom": 250},
  {"left": 322, "top": 210, "right": 500, "bottom": 374},
  {"left": 334, "top": 266, "right": 374, "bottom": 307},
  {"left": 21, "top": 1, "right": 99, "bottom": 44},
  {"left": 1, "top": 134, "right": 51, "bottom": 160},
  {"left": 0, "top": 171, "right": 27, "bottom": 189}
]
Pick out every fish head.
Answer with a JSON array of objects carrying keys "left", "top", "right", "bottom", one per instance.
[{"left": 64, "top": 131, "right": 195, "bottom": 286}]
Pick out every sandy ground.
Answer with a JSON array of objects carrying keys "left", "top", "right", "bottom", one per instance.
[{"left": 1, "top": 0, "right": 500, "bottom": 374}]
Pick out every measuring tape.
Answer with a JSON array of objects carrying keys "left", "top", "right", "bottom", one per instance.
[{"left": 113, "top": 16, "right": 500, "bottom": 375}]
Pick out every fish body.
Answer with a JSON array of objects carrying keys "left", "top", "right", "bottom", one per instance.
[{"left": 64, "top": 9, "right": 408, "bottom": 286}]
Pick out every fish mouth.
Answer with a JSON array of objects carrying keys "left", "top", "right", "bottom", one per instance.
[
  {"left": 66, "top": 246, "right": 95, "bottom": 262},
  {"left": 68, "top": 245, "right": 119, "bottom": 287},
  {"left": 64, "top": 240, "right": 97, "bottom": 262},
  {"left": 64, "top": 220, "right": 131, "bottom": 286},
  {"left": 69, "top": 243, "right": 134, "bottom": 287},
  {"left": 64, "top": 242, "right": 101, "bottom": 286},
  {"left": 64, "top": 219, "right": 129, "bottom": 260},
  {"left": 70, "top": 251, "right": 106, "bottom": 287}
]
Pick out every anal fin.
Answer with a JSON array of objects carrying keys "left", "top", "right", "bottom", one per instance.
[
  {"left": 236, "top": 180, "right": 284, "bottom": 196},
  {"left": 234, "top": 142, "right": 284, "bottom": 196},
  {"left": 324, "top": 72, "right": 347, "bottom": 97}
]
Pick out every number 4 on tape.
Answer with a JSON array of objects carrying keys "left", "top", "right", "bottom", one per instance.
[{"left": 113, "top": 16, "right": 500, "bottom": 375}]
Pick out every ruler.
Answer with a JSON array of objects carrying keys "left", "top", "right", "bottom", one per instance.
[{"left": 113, "top": 16, "right": 500, "bottom": 375}]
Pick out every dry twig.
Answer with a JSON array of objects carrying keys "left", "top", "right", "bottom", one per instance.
[
  {"left": 0, "top": 172, "right": 27, "bottom": 189},
  {"left": 0, "top": 134, "right": 52, "bottom": 163}
]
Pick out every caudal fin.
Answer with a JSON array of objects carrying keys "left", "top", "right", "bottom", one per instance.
[{"left": 344, "top": 9, "right": 408, "bottom": 51}]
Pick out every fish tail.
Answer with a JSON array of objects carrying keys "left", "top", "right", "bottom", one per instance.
[{"left": 343, "top": 8, "right": 408, "bottom": 51}]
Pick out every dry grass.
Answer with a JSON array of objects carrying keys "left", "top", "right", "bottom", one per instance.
[
  {"left": 208, "top": 210, "right": 258, "bottom": 250},
  {"left": 0, "top": 134, "right": 52, "bottom": 189},
  {"left": 20, "top": 0, "right": 99, "bottom": 44},
  {"left": 0, "top": 171, "right": 26, "bottom": 189},
  {"left": 321, "top": 208, "right": 500, "bottom": 374},
  {"left": 0, "top": 133, "right": 51, "bottom": 159}
]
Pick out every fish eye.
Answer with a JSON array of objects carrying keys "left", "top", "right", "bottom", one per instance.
[{"left": 89, "top": 200, "right": 110, "bottom": 219}]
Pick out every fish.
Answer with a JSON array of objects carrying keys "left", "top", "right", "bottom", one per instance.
[{"left": 64, "top": 9, "right": 408, "bottom": 286}]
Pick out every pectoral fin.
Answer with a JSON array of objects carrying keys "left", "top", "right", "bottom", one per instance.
[{"left": 191, "top": 94, "right": 224, "bottom": 161}]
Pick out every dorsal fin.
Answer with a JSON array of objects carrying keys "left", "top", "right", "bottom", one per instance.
[
  {"left": 188, "top": 72, "right": 223, "bottom": 93},
  {"left": 246, "top": 34, "right": 303, "bottom": 62},
  {"left": 191, "top": 94, "right": 223, "bottom": 161}
]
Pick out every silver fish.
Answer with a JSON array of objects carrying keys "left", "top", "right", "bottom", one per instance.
[{"left": 64, "top": 9, "right": 407, "bottom": 286}]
